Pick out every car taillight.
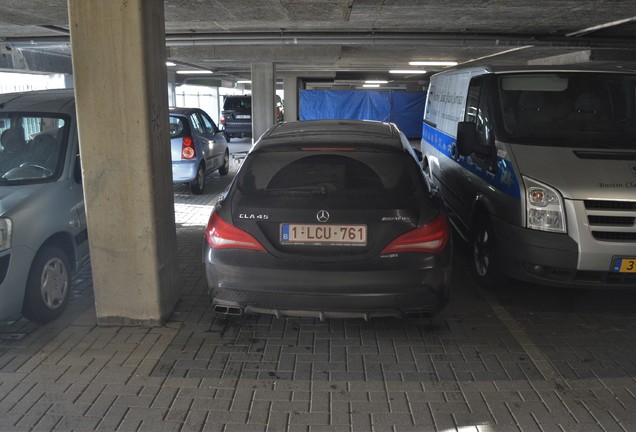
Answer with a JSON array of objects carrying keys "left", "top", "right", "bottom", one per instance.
[
  {"left": 219, "top": 115, "right": 226, "bottom": 125},
  {"left": 381, "top": 214, "right": 449, "bottom": 254},
  {"left": 181, "top": 136, "right": 196, "bottom": 159},
  {"left": 205, "top": 212, "right": 265, "bottom": 251}
]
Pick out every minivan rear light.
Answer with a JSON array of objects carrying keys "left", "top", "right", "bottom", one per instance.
[
  {"left": 381, "top": 214, "right": 449, "bottom": 254},
  {"left": 182, "top": 136, "right": 196, "bottom": 159},
  {"left": 205, "top": 212, "right": 265, "bottom": 251}
]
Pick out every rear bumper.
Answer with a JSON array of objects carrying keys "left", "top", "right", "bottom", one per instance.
[
  {"left": 224, "top": 123, "right": 252, "bottom": 137},
  {"left": 171, "top": 160, "right": 198, "bottom": 183},
  {"left": 203, "top": 245, "right": 452, "bottom": 319}
]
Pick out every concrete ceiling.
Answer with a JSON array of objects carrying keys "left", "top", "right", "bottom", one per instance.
[{"left": 1, "top": 1, "right": 636, "bottom": 89}]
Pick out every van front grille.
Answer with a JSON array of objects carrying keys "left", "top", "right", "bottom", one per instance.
[
  {"left": 584, "top": 200, "right": 636, "bottom": 243},
  {"left": 585, "top": 200, "right": 636, "bottom": 211}
]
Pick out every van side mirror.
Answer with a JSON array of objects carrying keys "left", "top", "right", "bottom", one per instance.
[{"left": 456, "top": 121, "right": 479, "bottom": 157}]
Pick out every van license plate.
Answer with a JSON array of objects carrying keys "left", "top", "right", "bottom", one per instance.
[
  {"left": 612, "top": 257, "right": 636, "bottom": 273},
  {"left": 281, "top": 223, "right": 366, "bottom": 246}
]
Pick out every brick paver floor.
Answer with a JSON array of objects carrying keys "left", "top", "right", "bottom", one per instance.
[{"left": 2, "top": 138, "right": 636, "bottom": 431}]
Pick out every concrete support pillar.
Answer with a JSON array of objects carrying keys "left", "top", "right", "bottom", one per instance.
[
  {"left": 68, "top": 0, "right": 180, "bottom": 326},
  {"left": 167, "top": 70, "right": 177, "bottom": 107},
  {"left": 283, "top": 76, "right": 300, "bottom": 122},
  {"left": 251, "top": 62, "right": 275, "bottom": 141}
]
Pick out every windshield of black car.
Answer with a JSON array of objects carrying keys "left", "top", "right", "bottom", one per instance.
[
  {"left": 497, "top": 72, "right": 636, "bottom": 149},
  {"left": 0, "top": 113, "right": 68, "bottom": 184},
  {"left": 236, "top": 149, "right": 425, "bottom": 198}
]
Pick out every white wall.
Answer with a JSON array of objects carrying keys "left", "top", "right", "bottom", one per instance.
[{"left": 0, "top": 72, "right": 67, "bottom": 94}]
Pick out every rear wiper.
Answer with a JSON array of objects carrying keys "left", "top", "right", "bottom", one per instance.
[{"left": 266, "top": 185, "right": 330, "bottom": 195}]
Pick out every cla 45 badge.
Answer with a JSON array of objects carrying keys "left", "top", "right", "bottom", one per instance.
[{"left": 239, "top": 213, "right": 269, "bottom": 220}]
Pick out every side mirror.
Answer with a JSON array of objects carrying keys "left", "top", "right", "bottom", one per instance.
[{"left": 456, "top": 121, "right": 479, "bottom": 157}]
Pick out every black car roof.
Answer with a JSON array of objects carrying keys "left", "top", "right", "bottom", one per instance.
[
  {"left": 255, "top": 120, "right": 404, "bottom": 151},
  {"left": 169, "top": 107, "right": 201, "bottom": 116}
]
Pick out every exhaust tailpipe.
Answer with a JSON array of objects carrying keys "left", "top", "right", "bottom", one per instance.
[{"left": 213, "top": 305, "right": 243, "bottom": 316}]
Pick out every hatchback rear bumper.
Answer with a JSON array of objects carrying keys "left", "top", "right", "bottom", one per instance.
[
  {"left": 203, "top": 246, "right": 451, "bottom": 319},
  {"left": 172, "top": 160, "right": 198, "bottom": 183}
]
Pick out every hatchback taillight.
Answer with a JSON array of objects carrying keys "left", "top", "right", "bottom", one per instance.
[
  {"left": 381, "top": 214, "right": 449, "bottom": 254},
  {"left": 205, "top": 212, "right": 265, "bottom": 251},
  {"left": 181, "top": 136, "right": 196, "bottom": 159}
]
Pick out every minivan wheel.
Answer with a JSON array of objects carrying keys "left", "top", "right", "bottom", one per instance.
[
  {"left": 218, "top": 150, "right": 230, "bottom": 176},
  {"left": 472, "top": 217, "right": 508, "bottom": 289},
  {"left": 191, "top": 163, "right": 205, "bottom": 195},
  {"left": 22, "top": 245, "right": 71, "bottom": 323}
]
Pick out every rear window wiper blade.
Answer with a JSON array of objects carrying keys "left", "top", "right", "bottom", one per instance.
[{"left": 265, "top": 185, "right": 330, "bottom": 195}]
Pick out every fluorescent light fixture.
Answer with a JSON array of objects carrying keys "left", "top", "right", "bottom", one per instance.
[
  {"left": 236, "top": 80, "right": 252, "bottom": 84},
  {"left": 363, "top": 84, "right": 380, "bottom": 88},
  {"left": 389, "top": 69, "right": 427, "bottom": 74},
  {"left": 365, "top": 80, "right": 388, "bottom": 84},
  {"left": 176, "top": 70, "right": 213, "bottom": 75},
  {"left": 165, "top": 61, "right": 176, "bottom": 67},
  {"left": 409, "top": 61, "right": 458, "bottom": 66}
]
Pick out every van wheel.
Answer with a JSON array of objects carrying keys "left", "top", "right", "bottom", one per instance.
[
  {"left": 22, "top": 246, "right": 71, "bottom": 323},
  {"left": 191, "top": 163, "right": 205, "bottom": 195},
  {"left": 472, "top": 217, "right": 508, "bottom": 289},
  {"left": 218, "top": 150, "right": 229, "bottom": 176}
]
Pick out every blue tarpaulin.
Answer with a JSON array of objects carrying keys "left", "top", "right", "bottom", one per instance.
[{"left": 299, "top": 90, "right": 425, "bottom": 138}]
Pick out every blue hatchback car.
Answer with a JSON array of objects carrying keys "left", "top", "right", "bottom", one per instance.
[{"left": 170, "top": 107, "right": 229, "bottom": 194}]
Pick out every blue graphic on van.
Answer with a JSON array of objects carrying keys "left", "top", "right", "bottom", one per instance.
[{"left": 422, "top": 123, "right": 521, "bottom": 199}]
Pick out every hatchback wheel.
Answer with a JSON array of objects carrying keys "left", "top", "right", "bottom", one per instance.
[
  {"left": 219, "top": 150, "right": 230, "bottom": 176},
  {"left": 22, "top": 245, "right": 70, "bottom": 323},
  {"left": 191, "top": 163, "right": 205, "bottom": 194},
  {"left": 472, "top": 217, "right": 507, "bottom": 289}
]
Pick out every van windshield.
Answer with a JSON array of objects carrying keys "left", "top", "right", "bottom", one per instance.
[
  {"left": 497, "top": 72, "right": 636, "bottom": 149},
  {"left": 0, "top": 114, "right": 68, "bottom": 184}
]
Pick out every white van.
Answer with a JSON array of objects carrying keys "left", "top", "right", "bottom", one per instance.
[{"left": 421, "top": 66, "right": 636, "bottom": 289}]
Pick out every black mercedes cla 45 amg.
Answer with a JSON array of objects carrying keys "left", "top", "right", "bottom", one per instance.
[{"left": 203, "top": 120, "right": 452, "bottom": 320}]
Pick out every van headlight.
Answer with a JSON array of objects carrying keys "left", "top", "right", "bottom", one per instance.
[
  {"left": 523, "top": 176, "right": 566, "bottom": 233},
  {"left": 0, "top": 218, "right": 12, "bottom": 252}
]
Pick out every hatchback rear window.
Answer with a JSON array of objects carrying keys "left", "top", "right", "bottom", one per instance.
[
  {"left": 169, "top": 116, "right": 185, "bottom": 137},
  {"left": 237, "top": 150, "right": 423, "bottom": 197}
]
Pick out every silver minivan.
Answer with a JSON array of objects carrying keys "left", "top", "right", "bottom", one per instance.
[
  {"left": 0, "top": 89, "right": 88, "bottom": 322},
  {"left": 421, "top": 66, "right": 636, "bottom": 289}
]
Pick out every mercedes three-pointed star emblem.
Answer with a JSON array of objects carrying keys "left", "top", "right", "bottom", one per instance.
[{"left": 316, "top": 210, "right": 330, "bottom": 223}]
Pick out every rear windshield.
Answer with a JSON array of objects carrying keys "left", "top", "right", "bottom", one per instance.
[
  {"left": 497, "top": 72, "right": 636, "bottom": 149},
  {"left": 169, "top": 116, "right": 186, "bottom": 137},
  {"left": 237, "top": 150, "right": 424, "bottom": 198},
  {"left": 224, "top": 97, "right": 251, "bottom": 110}
]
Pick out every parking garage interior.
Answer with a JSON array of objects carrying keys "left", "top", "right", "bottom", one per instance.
[{"left": 1, "top": 1, "right": 636, "bottom": 431}]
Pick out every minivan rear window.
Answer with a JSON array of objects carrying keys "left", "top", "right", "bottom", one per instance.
[{"left": 237, "top": 150, "right": 424, "bottom": 198}]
